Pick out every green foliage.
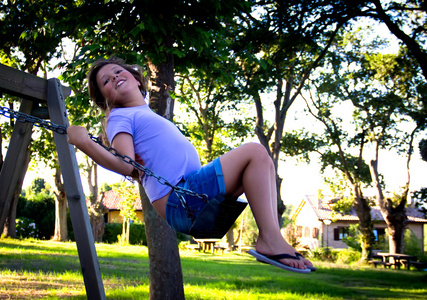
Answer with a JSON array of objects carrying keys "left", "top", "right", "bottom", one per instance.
[
  {"left": 310, "top": 247, "right": 361, "bottom": 264},
  {"left": 16, "top": 194, "right": 55, "bottom": 240},
  {"left": 100, "top": 182, "right": 113, "bottom": 192},
  {"left": 23, "top": 177, "right": 52, "bottom": 197},
  {"left": 310, "top": 247, "right": 337, "bottom": 262},
  {"left": 413, "top": 187, "right": 427, "bottom": 215},
  {"left": 420, "top": 138, "right": 427, "bottom": 161},
  {"left": 103, "top": 223, "right": 146, "bottom": 245},
  {"left": 15, "top": 217, "right": 39, "bottom": 239},
  {"left": 341, "top": 224, "right": 362, "bottom": 252},
  {"left": 281, "top": 130, "right": 325, "bottom": 162},
  {"left": 331, "top": 197, "right": 355, "bottom": 216},
  {"left": 404, "top": 229, "right": 423, "bottom": 257},
  {"left": 336, "top": 249, "right": 362, "bottom": 264}
]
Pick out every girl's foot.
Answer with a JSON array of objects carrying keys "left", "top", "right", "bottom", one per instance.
[{"left": 255, "top": 237, "right": 309, "bottom": 270}]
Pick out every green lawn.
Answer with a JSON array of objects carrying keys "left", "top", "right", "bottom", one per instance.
[{"left": 1, "top": 239, "right": 426, "bottom": 299}]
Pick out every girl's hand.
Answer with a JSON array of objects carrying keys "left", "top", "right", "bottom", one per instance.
[{"left": 67, "top": 125, "right": 90, "bottom": 147}]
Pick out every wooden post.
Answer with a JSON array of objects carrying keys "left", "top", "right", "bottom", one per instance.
[
  {"left": 46, "top": 78, "right": 106, "bottom": 300},
  {"left": 0, "top": 64, "right": 105, "bottom": 299},
  {"left": 0, "top": 99, "right": 34, "bottom": 230}
]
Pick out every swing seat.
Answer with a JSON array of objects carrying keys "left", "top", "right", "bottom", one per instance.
[{"left": 189, "top": 195, "right": 248, "bottom": 239}]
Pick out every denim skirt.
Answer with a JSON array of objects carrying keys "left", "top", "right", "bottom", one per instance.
[
  {"left": 166, "top": 158, "right": 226, "bottom": 235},
  {"left": 166, "top": 157, "right": 248, "bottom": 238}
]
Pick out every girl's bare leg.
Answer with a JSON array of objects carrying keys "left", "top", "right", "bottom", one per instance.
[{"left": 219, "top": 143, "right": 313, "bottom": 269}]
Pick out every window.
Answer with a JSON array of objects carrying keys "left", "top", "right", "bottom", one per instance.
[
  {"left": 373, "top": 228, "right": 386, "bottom": 241},
  {"left": 312, "top": 228, "right": 319, "bottom": 239},
  {"left": 304, "top": 227, "right": 310, "bottom": 238},
  {"left": 296, "top": 226, "right": 303, "bottom": 238},
  {"left": 333, "top": 227, "right": 350, "bottom": 241}
]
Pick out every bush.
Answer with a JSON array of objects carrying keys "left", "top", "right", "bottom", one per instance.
[
  {"left": 336, "top": 249, "right": 362, "bottom": 264},
  {"left": 310, "top": 247, "right": 338, "bottom": 262},
  {"left": 17, "top": 194, "right": 55, "bottom": 240},
  {"left": 404, "top": 229, "right": 423, "bottom": 257},
  {"left": 310, "top": 247, "right": 361, "bottom": 264},
  {"left": 103, "top": 223, "right": 147, "bottom": 245},
  {"left": 15, "top": 217, "right": 39, "bottom": 239}
]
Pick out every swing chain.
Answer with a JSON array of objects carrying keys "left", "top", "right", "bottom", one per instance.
[
  {"left": 0, "top": 105, "right": 207, "bottom": 204},
  {"left": 87, "top": 133, "right": 207, "bottom": 203},
  {"left": 0, "top": 105, "right": 67, "bottom": 134}
]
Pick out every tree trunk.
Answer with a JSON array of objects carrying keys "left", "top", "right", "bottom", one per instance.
[
  {"left": 253, "top": 90, "right": 286, "bottom": 225},
  {"left": 144, "top": 35, "right": 184, "bottom": 300},
  {"left": 53, "top": 165, "right": 68, "bottom": 241},
  {"left": 88, "top": 191, "right": 106, "bottom": 243},
  {"left": 86, "top": 158, "right": 98, "bottom": 205},
  {"left": 2, "top": 145, "right": 31, "bottom": 238},
  {"left": 352, "top": 184, "right": 374, "bottom": 261},
  {"left": 139, "top": 185, "right": 185, "bottom": 300},
  {"left": 370, "top": 158, "right": 408, "bottom": 253},
  {"left": 226, "top": 228, "right": 235, "bottom": 250}
]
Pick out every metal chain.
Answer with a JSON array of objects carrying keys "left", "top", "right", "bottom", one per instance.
[
  {"left": 0, "top": 105, "right": 67, "bottom": 134},
  {"left": 0, "top": 105, "right": 207, "bottom": 205}
]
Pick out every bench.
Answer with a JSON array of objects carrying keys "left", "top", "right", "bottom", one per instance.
[
  {"left": 409, "top": 261, "right": 427, "bottom": 270},
  {"left": 214, "top": 245, "right": 227, "bottom": 254},
  {"left": 185, "top": 244, "right": 201, "bottom": 251},
  {"left": 368, "top": 260, "right": 392, "bottom": 268}
]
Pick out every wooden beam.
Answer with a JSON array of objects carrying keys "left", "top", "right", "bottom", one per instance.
[
  {"left": 0, "top": 63, "right": 71, "bottom": 102},
  {"left": 0, "top": 99, "right": 34, "bottom": 231},
  {"left": 46, "top": 78, "right": 106, "bottom": 300}
]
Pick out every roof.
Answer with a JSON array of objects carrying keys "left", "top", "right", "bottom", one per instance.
[
  {"left": 99, "top": 189, "right": 142, "bottom": 211},
  {"left": 293, "top": 195, "right": 427, "bottom": 223}
]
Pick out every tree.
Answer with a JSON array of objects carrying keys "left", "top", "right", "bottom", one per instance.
[
  {"left": 0, "top": 0, "right": 78, "bottom": 240},
  {"left": 175, "top": 52, "right": 253, "bottom": 164},
  {"left": 113, "top": 182, "right": 140, "bottom": 245},
  {"left": 353, "top": 0, "right": 427, "bottom": 81},
  {"left": 284, "top": 26, "right": 426, "bottom": 256},
  {"left": 228, "top": 0, "right": 361, "bottom": 222}
]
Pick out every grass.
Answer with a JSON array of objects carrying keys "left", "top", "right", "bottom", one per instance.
[{"left": 1, "top": 239, "right": 426, "bottom": 299}]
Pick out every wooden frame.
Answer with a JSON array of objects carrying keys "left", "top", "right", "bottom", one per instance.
[{"left": 0, "top": 64, "right": 106, "bottom": 299}]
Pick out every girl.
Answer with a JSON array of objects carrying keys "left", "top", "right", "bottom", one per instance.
[{"left": 67, "top": 56, "right": 315, "bottom": 273}]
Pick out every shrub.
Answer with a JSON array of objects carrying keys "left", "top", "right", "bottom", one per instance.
[
  {"left": 17, "top": 194, "right": 55, "bottom": 240},
  {"left": 310, "top": 247, "right": 339, "bottom": 262},
  {"left": 103, "top": 223, "right": 147, "bottom": 245},
  {"left": 404, "top": 229, "right": 423, "bottom": 257},
  {"left": 15, "top": 217, "right": 39, "bottom": 239},
  {"left": 336, "top": 249, "right": 362, "bottom": 264}
]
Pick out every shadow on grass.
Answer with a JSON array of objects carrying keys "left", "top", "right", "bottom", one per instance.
[
  {"left": 1, "top": 239, "right": 427, "bottom": 299},
  {"left": 180, "top": 253, "right": 427, "bottom": 299}
]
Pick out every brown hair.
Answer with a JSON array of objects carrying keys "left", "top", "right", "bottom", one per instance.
[{"left": 87, "top": 56, "right": 147, "bottom": 111}]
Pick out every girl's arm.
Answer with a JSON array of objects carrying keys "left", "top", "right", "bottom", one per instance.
[{"left": 67, "top": 125, "right": 135, "bottom": 176}]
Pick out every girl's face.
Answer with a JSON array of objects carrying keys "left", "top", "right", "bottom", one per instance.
[{"left": 96, "top": 63, "right": 142, "bottom": 107}]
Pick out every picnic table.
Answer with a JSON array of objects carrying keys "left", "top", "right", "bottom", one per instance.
[
  {"left": 195, "top": 239, "right": 220, "bottom": 253},
  {"left": 376, "top": 252, "right": 417, "bottom": 270}
]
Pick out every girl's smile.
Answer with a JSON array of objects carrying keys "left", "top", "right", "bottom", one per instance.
[{"left": 96, "top": 64, "right": 145, "bottom": 108}]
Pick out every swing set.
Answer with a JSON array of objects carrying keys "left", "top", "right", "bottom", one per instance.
[{"left": 0, "top": 63, "right": 247, "bottom": 299}]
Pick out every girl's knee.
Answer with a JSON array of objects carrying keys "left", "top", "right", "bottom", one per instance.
[{"left": 245, "top": 143, "right": 272, "bottom": 163}]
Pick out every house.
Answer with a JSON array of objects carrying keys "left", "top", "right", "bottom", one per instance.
[
  {"left": 290, "top": 195, "right": 427, "bottom": 251},
  {"left": 101, "top": 190, "right": 144, "bottom": 223}
]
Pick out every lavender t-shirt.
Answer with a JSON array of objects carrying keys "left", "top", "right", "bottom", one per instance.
[{"left": 106, "top": 105, "right": 201, "bottom": 202}]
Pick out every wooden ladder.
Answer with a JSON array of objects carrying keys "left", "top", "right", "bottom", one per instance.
[{"left": 0, "top": 63, "right": 106, "bottom": 299}]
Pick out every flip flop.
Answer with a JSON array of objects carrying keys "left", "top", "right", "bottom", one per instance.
[
  {"left": 248, "top": 250, "right": 311, "bottom": 274},
  {"left": 295, "top": 252, "right": 317, "bottom": 271}
]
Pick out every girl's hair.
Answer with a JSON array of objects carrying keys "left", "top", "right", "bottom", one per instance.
[
  {"left": 87, "top": 56, "right": 147, "bottom": 111},
  {"left": 87, "top": 56, "right": 145, "bottom": 183}
]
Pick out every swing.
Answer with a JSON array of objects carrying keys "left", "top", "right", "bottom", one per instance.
[{"left": 0, "top": 105, "right": 247, "bottom": 239}]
